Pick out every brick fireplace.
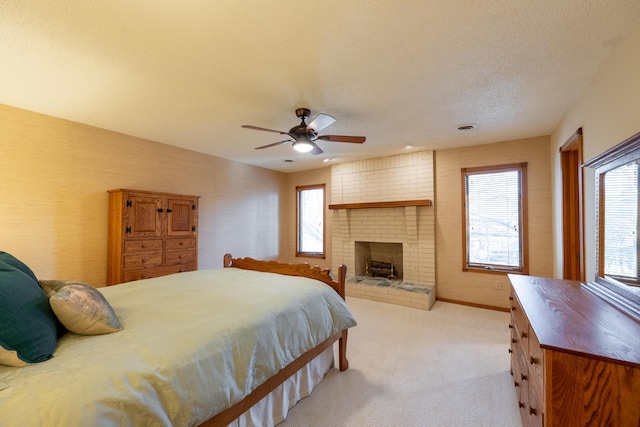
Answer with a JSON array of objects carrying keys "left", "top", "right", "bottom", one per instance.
[{"left": 330, "top": 151, "right": 435, "bottom": 309}]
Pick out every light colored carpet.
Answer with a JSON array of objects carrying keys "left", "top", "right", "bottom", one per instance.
[{"left": 280, "top": 297, "right": 522, "bottom": 427}]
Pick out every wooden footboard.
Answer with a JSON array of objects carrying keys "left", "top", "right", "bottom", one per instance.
[{"left": 200, "top": 254, "right": 351, "bottom": 427}]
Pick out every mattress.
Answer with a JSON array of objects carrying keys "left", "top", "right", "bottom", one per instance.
[{"left": 0, "top": 267, "right": 357, "bottom": 426}]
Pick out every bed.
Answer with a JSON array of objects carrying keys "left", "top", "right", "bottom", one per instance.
[{"left": 0, "top": 253, "right": 356, "bottom": 426}]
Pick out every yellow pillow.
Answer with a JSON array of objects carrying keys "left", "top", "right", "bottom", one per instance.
[{"left": 49, "top": 283, "right": 123, "bottom": 335}]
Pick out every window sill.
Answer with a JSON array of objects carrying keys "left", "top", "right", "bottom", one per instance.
[
  {"left": 296, "top": 253, "right": 326, "bottom": 259},
  {"left": 328, "top": 200, "right": 432, "bottom": 210},
  {"left": 463, "top": 266, "right": 527, "bottom": 275}
]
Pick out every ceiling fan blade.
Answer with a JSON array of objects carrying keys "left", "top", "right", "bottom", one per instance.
[
  {"left": 317, "top": 135, "right": 366, "bottom": 144},
  {"left": 306, "top": 113, "right": 336, "bottom": 132},
  {"left": 311, "top": 143, "right": 324, "bottom": 156},
  {"left": 255, "top": 139, "right": 291, "bottom": 150},
  {"left": 242, "top": 125, "right": 290, "bottom": 136}
]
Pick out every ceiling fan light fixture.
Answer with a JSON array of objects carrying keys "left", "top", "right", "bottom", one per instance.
[{"left": 292, "top": 140, "right": 314, "bottom": 153}]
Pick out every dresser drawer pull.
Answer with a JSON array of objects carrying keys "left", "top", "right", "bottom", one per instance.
[
  {"left": 521, "top": 374, "right": 527, "bottom": 381},
  {"left": 521, "top": 331, "right": 527, "bottom": 339},
  {"left": 508, "top": 348, "right": 513, "bottom": 354},
  {"left": 508, "top": 323, "right": 513, "bottom": 329},
  {"left": 518, "top": 402, "right": 525, "bottom": 409},
  {"left": 509, "top": 296, "right": 514, "bottom": 301},
  {"left": 511, "top": 338, "right": 517, "bottom": 344},
  {"left": 529, "top": 407, "right": 537, "bottom": 416},
  {"left": 530, "top": 356, "right": 538, "bottom": 365},
  {"left": 514, "top": 381, "right": 520, "bottom": 388}
]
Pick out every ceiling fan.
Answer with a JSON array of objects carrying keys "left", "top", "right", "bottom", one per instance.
[{"left": 242, "top": 108, "right": 366, "bottom": 155}]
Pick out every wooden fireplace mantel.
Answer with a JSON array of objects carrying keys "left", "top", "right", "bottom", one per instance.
[{"left": 328, "top": 199, "right": 432, "bottom": 210}]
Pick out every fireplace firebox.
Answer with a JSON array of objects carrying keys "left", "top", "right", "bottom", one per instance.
[{"left": 355, "top": 241, "right": 403, "bottom": 280}]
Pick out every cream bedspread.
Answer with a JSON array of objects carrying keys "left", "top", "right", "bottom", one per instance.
[{"left": 0, "top": 268, "right": 357, "bottom": 426}]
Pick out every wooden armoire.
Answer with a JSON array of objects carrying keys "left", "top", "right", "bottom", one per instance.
[{"left": 107, "top": 189, "right": 200, "bottom": 285}]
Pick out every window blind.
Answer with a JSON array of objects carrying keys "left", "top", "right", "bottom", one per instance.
[
  {"left": 466, "top": 170, "right": 522, "bottom": 269},
  {"left": 604, "top": 161, "right": 639, "bottom": 281}
]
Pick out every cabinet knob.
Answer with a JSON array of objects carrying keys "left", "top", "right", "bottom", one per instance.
[
  {"left": 521, "top": 373, "right": 527, "bottom": 381},
  {"left": 508, "top": 324, "right": 513, "bottom": 329},
  {"left": 511, "top": 338, "right": 517, "bottom": 344},
  {"left": 518, "top": 402, "right": 525, "bottom": 409},
  {"left": 514, "top": 381, "right": 520, "bottom": 388},
  {"left": 521, "top": 331, "right": 527, "bottom": 339},
  {"left": 529, "top": 407, "right": 537, "bottom": 416},
  {"left": 530, "top": 356, "right": 538, "bottom": 365},
  {"left": 509, "top": 296, "right": 514, "bottom": 301},
  {"left": 157, "top": 208, "right": 164, "bottom": 213},
  {"left": 508, "top": 348, "right": 513, "bottom": 354}
]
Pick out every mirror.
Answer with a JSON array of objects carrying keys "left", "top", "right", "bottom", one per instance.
[{"left": 584, "top": 131, "right": 640, "bottom": 319}]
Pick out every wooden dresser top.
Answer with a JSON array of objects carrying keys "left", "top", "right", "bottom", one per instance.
[{"left": 509, "top": 274, "right": 640, "bottom": 368}]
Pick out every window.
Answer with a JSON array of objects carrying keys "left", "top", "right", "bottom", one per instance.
[
  {"left": 603, "top": 160, "right": 639, "bottom": 282},
  {"left": 462, "top": 163, "right": 528, "bottom": 274},
  {"left": 296, "top": 184, "right": 325, "bottom": 258}
]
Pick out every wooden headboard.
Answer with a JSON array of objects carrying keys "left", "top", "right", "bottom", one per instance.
[{"left": 223, "top": 253, "right": 347, "bottom": 299}]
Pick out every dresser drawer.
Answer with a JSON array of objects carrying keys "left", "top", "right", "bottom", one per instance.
[
  {"left": 124, "top": 239, "right": 163, "bottom": 253},
  {"left": 526, "top": 384, "right": 544, "bottom": 427},
  {"left": 165, "top": 250, "right": 196, "bottom": 265},
  {"left": 166, "top": 237, "right": 197, "bottom": 251},
  {"left": 528, "top": 327, "right": 545, "bottom": 405},
  {"left": 511, "top": 299, "right": 528, "bottom": 341}
]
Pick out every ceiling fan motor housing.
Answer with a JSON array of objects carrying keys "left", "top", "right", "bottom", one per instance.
[
  {"left": 289, "top": 125, "right": 317, "bottom": 140},
  {"left": 290, "top": 109, "right": 318, "bottom": 140},
  {"left": 295, "top": 108, "right": 311, "bottom": 120}
]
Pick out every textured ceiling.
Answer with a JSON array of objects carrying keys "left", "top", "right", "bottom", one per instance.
[{"left": 1, "top": 1, "right": 639, "bottom": 172}]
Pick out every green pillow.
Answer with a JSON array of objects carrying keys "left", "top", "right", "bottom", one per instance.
[
  {"left": 0, "top": 251, "right": 38, "bottom": 282},
  {"left": 0, "top": 262, "right": 58, "bottom": 367}
]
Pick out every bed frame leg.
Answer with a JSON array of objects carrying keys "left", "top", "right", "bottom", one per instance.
[{"left": 338, "top": 329, "right": 349, "bottom": 371}]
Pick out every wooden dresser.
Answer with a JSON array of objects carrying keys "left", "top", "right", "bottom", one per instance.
[
  {"left": 107, "top": 189, "right": 200, "bottom": 285},
  {"left": 508, "top": 274, "right": 640, "bottom": 426}
]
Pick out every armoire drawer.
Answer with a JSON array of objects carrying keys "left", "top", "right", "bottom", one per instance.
[
  {"left": 166, "top": 237, "right": 197, "bottom": 251},
  {"left": 124, "top": 239, "right": 163, "bottom": 253},
  {"left": 124, "top": 253, "right": 163, "bottom": 269},
  {"left": 123, "top": 263, "right": 197, "bottom": 282},
  {"left": 165, "top": 250, "right": 196, "bottom": 265}
]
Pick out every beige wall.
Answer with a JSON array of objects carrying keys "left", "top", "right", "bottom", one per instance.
[
  {"left": 434, "top": 136, "right": 553, "bottom": 308},
  {"left": 0, "top": 104, "right": 287, "bottom": 286},
  {"left": 6, "top": 9, "right": 638, "bottom": 301},
  {"left": 550, "top": 13, "right": 640, "bottom": 281},
  {"left": 283, "top": 167, "right": 332, "bottom": 269}
]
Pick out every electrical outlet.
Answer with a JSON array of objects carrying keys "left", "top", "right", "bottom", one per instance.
[{"left": 495, "top": 281, "right": 503, "bottom": 290}]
